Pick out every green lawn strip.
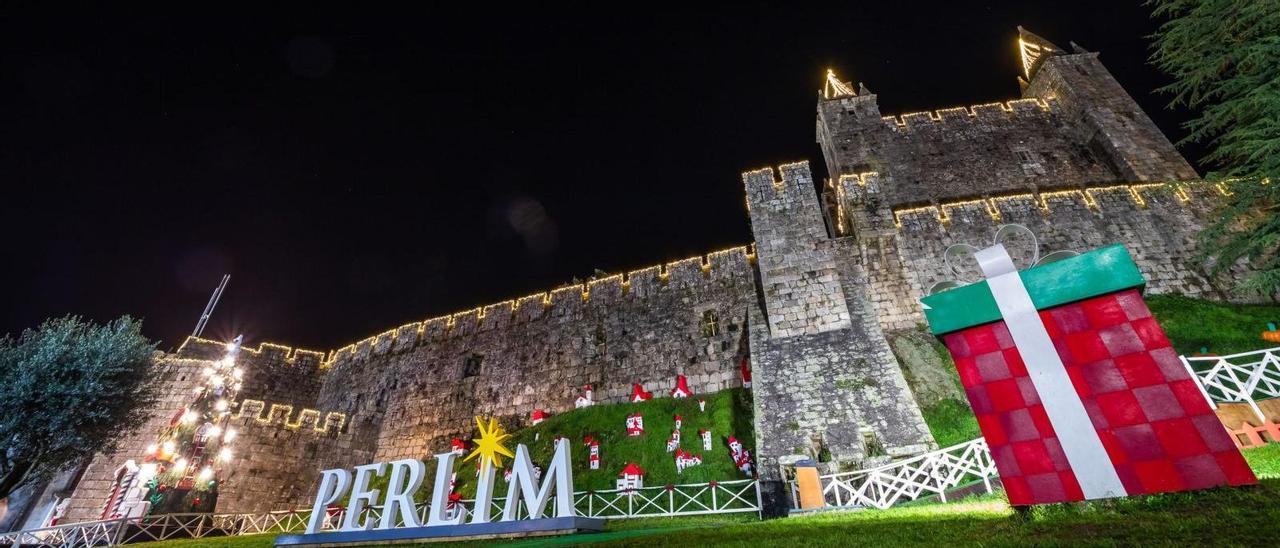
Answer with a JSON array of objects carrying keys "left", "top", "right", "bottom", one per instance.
[
  {"left": 1146, "top": 294, "right": 1280, "bottom": 356},
  {"left": 125, "top": 532, "right": 276, "bottom": 548},
  {"left": 1243, "top": 442, "right": 1280, "bottom": 478},
  {"left": 919, "top": 398, "right": 980, "bottom": 448}
]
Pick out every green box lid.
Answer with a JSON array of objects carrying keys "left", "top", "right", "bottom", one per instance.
[{"left": 920, "top": 244, "right": 1146, "bottom": 336}]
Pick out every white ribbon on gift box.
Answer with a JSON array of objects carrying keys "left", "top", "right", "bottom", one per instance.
[{"left": 975, "top": 244, "right": 1127, "bottom": 500}]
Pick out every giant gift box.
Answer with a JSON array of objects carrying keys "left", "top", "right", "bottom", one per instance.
[{"left": 922, "top": 244, "right": 1256, "bottom": 505}]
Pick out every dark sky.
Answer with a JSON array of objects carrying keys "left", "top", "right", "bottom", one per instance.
[{"left": 0, "top": 3, "right": 1199, "bottom": 352}]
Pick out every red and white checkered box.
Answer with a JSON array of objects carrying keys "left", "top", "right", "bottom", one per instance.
[{"left": 924, "top": 245, "right": 1256, "bottom": 505}]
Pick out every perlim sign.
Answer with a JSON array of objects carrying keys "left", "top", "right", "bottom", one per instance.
[{"left": 275, "top": 417, "right": 600, "bottom": 547}]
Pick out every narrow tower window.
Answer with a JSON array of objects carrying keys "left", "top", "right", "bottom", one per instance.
[{"left": 700, "top": 310, "right": 720, "bottom": 337}]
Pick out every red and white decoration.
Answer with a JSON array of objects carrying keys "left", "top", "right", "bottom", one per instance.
[
  {"left": 927, "top": 243, "right": 1257, "bottom": 505},
  {"left": 674, "top": 449, "right": 702, "bottom": 473},
  {"left": 670, "top": 375, "right": 693, "bottom": 398},
  {"left": 625, "top": 413, "right": 644, "bottom": 436},
  {"left": 584, "top": 436, "right": 600, "bottom": 470},
  {"left": 665, "top": 428, "right": 681, "bottom": 452},
  {"left": 530, "top": 409, "right": 548, "bottom": 425},
  {"left": 698, "top": 399, "right": 706, "bottom": 412},
  {"left": 617, "top": 463, "right": 645, "bottom": 492},
  {"left": 728, "top": 436, "right": 753, "bottom": 476},
  {"left": 450, "top": 438, "right": 467, "bottom": 456},
  {"left": 699, "top": 429, "right": 712, "bottom": 451},
  {"left": 674, "top": 414, "right": 683, "bottom": 430},
  {"left": 630, "top": 383, "right": 653, "bottom": 402},
  {"left": 574, "top": 385, "right": 595, "bottom": 408},
  {"left": 740, "top": 358, "right": 752, "bottom": 389}
]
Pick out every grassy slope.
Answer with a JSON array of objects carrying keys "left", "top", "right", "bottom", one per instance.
[
  {"left": 503, "top": 388, "right": 756, "bottom": 492},
  {"left": 360, "top": 388, "right": 757, "bottom": 502},
  {"left": 1146, "top": 294, "right": 1280, "bottom": 356}
]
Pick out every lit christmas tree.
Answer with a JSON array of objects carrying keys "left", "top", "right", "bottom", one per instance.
[{"left": 135, "top": 335, "right": 245, "bottom": 514}]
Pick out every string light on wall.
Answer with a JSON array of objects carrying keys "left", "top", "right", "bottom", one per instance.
[{"left": 892, "top": 181, "right": 1204, "bottom": 229}]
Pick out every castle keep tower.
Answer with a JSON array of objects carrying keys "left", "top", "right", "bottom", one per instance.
[
  {"left": 818, "top": 27, "right": 1225, "bottom": 334},
  {"left": 744, "top": 163, "right": 934, "bottom": 512}
]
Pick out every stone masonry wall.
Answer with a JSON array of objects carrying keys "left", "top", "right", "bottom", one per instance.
[
  {"left": 817, "top": 94, "right": 1118, "bottom": 209},
  {"left": 320, "top": 248, "right": 758, "bottom": 464},
  {"left": 213, "top": 405, "right": 371, "bottom": 514},
  {"left": 851, "top": 180, "right": 1228, "bottom": 333},
  {"left": 745, "top": 162, "right": 934, "bottom": 497},
  {"left": 63, "top": 357, "right": 207, "bottom": 523}
]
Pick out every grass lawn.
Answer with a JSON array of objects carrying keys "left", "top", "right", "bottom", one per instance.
[{"left": 1146, "top": 294, "right": 1280, "bottom": 356}]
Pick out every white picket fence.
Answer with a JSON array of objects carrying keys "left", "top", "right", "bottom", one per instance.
[
  {"left": 1180, "top": 346, "right": 1280, "bottom": 422},
  {"left": 0, "top": 480, "right": 761, "bottom": 547},
  {"left": 788, "top": 437, "right": 997, "bottom": 511}
]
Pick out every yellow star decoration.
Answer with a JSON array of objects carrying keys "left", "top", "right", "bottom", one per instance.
[{"left": 462, "top": 416, "right": 515, "bottom": 469}]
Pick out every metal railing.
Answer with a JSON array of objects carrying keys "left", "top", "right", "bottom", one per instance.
[
  {"left": 1181, "top": 346, "right": 1280, "bottom": 422},
  {"left": 1, "top": 480, "right": 761, "bottom": 546},
  {"left": 789, "top": 437, "right": 997, "bottom": 511}
]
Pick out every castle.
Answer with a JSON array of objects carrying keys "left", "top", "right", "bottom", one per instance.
[{"left": 55, "top": 28, "right": 1230, "bottom": 521}]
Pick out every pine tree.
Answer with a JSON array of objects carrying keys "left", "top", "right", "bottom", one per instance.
[{"left": 1150, "top": 0, "right": 1280, "bottom": 296}]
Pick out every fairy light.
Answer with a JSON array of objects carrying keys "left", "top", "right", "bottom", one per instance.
[
  {"left": 210, "top": 375, "right": 224, "bottom": 388},
  {"left": 198, "top": 467, "right": 214, "bottom": 481},
  {"left": 883, "top": 98, "right": 1051, "bottom": 127},
  {"left": 214, "top": 399, "right": 229, "bottom": 412},
  {"left": 175, "top": 457, "right": 188, "bottom": 471},
  {"left": 223, "top": 428, "right": 237, "bottom": 443},
  {"left": 822, "top": 68, "right": 856, "bottom": 99},
  {"left": 232, "top": 368, "right": 243, "bottom": 380},
  {"left": 181, "top": 411, "right": 197, "bottom": 425},
  {"left": 145, "top": 444, "right": 158, "bottom": 455},
  {"left": 892, "top": 181, "right": 1202, "bottom": 228},
  {"left": 162, "top": 440, "right": 176, "bottom": 455},
  {"left": 207, "top": 425, "right": 222, "bottom": 438},
  {"left": 218, "top": 447, "right": 233, "bottom": 461}
]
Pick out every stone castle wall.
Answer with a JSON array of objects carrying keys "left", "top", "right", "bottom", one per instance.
[
  {"left": 317, "top": 247, "right": 758, "bottom": 464},
  {"left": 847, "top": 178, "right": 1230, "bottom": 333},
  {"left": 817, "top": 97, "right": 1118, "bottom": 209}
]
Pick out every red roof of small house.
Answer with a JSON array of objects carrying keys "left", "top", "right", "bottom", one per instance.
[
  {"left": 531, "top": 409, "right": 548, "bottom": 420},
  {"left": 451, "top": 438, "right": 466, "bottom": 448},
  {"left": 619, "top": 463, "right": 645, "bottom": 476},
  {"left": 672, "top": 375, "right": 692, "bottom": 394}
]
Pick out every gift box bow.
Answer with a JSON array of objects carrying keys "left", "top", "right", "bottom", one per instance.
[{"left": 921, "top": 244, "right": 1146, "bottom": 336}]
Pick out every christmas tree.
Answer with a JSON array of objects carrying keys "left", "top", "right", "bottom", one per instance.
[{"left": 135, "top": 335, "right": 245, "bottom": 515}]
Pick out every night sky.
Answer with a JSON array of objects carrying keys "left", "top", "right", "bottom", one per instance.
[{"left": 0, "top": 3, "right": 1200, "bottom": 352}]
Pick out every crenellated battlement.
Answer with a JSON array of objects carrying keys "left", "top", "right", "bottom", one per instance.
[
  {"left": 888, "top": 180, "right": 1214, "bottom": 229},
  {"left": 175, "top": 337, "right": 327, "bottom": 368},
  {"left": 742, "top": 161, "right": 813, "bottom": 200},
  {"left": 880, "top": 98, "right": 1053, "bottom": 128},
  {"left": 319, "top": 244, "right": 756, "bottom": 367},
  {"left": 233, "top": 399, "right": 347, "bottom": 433}
]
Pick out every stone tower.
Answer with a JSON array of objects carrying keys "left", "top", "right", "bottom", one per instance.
[
  {"left": 817, "top": 27, "right": 1224, "bottom": 337},
  {"left": 1017, "top": 27, "right": 1198, "bottom": 182},
  {"left": 744, "top": 162, "right": 935, "bottom": 514}
]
